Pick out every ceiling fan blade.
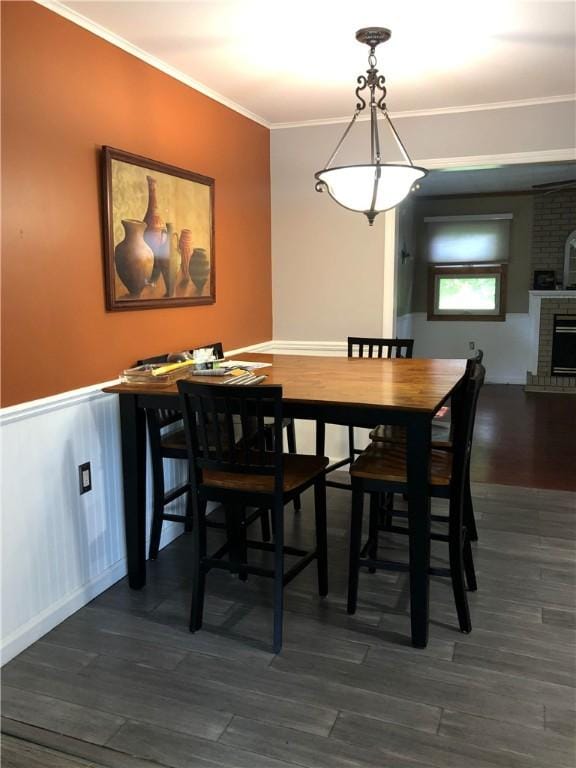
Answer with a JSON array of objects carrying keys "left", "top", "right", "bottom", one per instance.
[{"left": 532, "top": 178, "right": 576, "bottom": 189}]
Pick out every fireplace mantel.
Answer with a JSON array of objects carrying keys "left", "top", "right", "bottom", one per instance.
[{"left": 529, "top": 290, "right": 576, "bottom": 298}]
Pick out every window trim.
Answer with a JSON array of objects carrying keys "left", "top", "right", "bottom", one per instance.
[{"left": 427, "top": 264, "right": 507, "bottom": 322}]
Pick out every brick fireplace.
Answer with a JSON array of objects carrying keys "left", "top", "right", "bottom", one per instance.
[{"left": 526, "top": 291, "right": 576, "bottom": 392}]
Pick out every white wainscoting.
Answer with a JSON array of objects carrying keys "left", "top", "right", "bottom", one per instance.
[
  {"left": 9, "top": 334, "right": 513, "bottom": 663},
  {"left": 396, "top": 313, "right": 531, "bottom": 384},
  {"left": 0, "top": 385, "right": 190, "bottom": 665},
  {"left": 0, "top": 342, "right": 270, "bottom": 665}
]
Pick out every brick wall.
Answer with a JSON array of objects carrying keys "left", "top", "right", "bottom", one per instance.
[{"left": 531, "top": 189, "right": 576, "bottom": 283}]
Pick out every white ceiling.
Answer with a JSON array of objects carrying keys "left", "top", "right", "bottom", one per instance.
[{"left": 58, "top": 0, "right": 575, "bottom": 126}]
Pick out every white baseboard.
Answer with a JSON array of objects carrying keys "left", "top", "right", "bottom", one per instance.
[
  {"left": 0, "top": 517, "right": 185, "bottom": 666},
  {"left": 0, "top": 558, "right": 127, "bottom": 664},
  {"left": 264, "top": 340, "right": 347, "bottom": 356}
]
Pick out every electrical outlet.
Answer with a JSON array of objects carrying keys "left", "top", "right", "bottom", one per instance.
[
  {"left": 469, "top": 341, "right": 476, "bottom": 350},
  {"left": 79, "top": 462, "right": 92, "bottom": 495}
]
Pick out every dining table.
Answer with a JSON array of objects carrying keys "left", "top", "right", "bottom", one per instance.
[{"left": 104, "top": 352, "right": 468, "bottom": 648}]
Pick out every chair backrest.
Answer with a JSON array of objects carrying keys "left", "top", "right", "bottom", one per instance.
[
  {"left": 138, "top": 352, "right": 170, "bottom": 366},
  {"left": 178, "top": 380, "right": 284, "bottom": 496},
  {"left": 450, "top": 362, "right": 486, "bottom": 496},
  {"left": 347, "top": 337, "right": 414, "bottom": 359},
  {"left": 138, "top": 352, "right": 182, "bottom": 429},
  {"left": 192, "top": 342, "right": 224, "bottom": 359},
  {"left": 137, "top": 341, "right": 225, "bottom": 430}
]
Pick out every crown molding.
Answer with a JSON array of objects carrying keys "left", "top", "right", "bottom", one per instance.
[
  {"left": 271, "top": 94, "right": 576, "bottom": 130},
  {"left": 33, "top": 2, "right": 575, "bottom": 132},
  {"left": 35, "top": 0, "right": 272, "bottom": 129},
  {"left": 414, "top": 148, "right": 576, "bottom": 168}
]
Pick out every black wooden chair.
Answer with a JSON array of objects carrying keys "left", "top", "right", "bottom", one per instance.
[
  {"left": 347, "top": 360, "right": 485, "bottom": 636},
  {"left": 177, "top": 380, "right": 328, "bottom": 653},
  {"left": 140, "top": 341, "right": 304, "bottom": 558},
  {"left": 322, "top": 337, "right": 414, "bottom": 493},
  {"left": 368, "top": 349, "right": 484, "bottom": 542},
  {"left": 138, "top": 342, "right": 269, "bottom": 559}
]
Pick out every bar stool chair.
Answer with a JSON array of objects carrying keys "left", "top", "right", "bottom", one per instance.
[
  {"left": 322, "top": 337, "right": 414, "bottom": 493},
  {"left": 139, "top": 342, "right": 256, "bottom": 560},
  {"left": 347, "top": 361, "right": 485, "bottom": 637},
  {"left": 139, "top": 341, "right": 299, "bottom": 559},
  {"left": 369, "top": 349, "right": 484, "bottom": 542},
  {"left": 178, "top": 380, "right": 329, "bottom": 653}
]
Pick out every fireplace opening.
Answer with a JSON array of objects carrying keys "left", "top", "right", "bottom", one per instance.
[{"left": 552, "top": 314, "right": 576, "bottom": 376}]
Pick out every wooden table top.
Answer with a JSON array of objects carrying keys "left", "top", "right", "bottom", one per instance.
[{"left": 104, "top": 354, "right": 468, "bottom": 414}]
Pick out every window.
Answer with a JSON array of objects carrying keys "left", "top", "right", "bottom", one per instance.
[
  {"left": 428, "top": 264, "right": 507, "bottom": 321},
  {"left": 423, "top": 213, "right": 511, "bottom": 321}
]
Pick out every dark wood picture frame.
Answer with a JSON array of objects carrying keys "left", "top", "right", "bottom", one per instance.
[
  {"left": 427, "top": 263, "right": 507, "bottom": 321},
  {"left": 532, "top": 270, "right": 556, "bottom": 291},
  {"left": 102, "top": 146, "right": 215, "bottom": 311}
]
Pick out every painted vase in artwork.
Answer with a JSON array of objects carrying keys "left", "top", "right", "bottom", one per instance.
[
  {"left": 189, "top": 247, "right": 210, "bottom": 296},
  {"left": 143, "top": 175, "right": 166, "bottom": 285},
  {"left": 114, "top": 219, "right": 154, "bottom": 296},
  {"left": 178, "top": 229, "right": 193, "bottom": 283},
  {"left": 156, "top": 222, "right": 181, "bottom": 297}
]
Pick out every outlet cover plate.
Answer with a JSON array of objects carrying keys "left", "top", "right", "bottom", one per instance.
[{"left": 79, "top": 462, "right": 92, "bottom": 494}]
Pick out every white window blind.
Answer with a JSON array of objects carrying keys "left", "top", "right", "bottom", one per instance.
[{"left": 424, "top": 214, "right": 512, "bottom": 264}]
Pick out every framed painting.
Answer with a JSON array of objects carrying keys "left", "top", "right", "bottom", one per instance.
[
  {"left": 102, "top": 146, "right": 215, "bottom": 310},
  {"left": 532, "top": 270, "right": 555, "bottom": 291}
]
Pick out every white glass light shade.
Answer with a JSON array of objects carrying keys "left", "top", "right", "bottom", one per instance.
[{"left": 315, "top": 163, "right": 427, "bottom": 220}]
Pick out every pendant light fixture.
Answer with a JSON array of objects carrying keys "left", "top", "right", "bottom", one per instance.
[{"left": 315, "top": 27, "right": 427, "bottom": 225}]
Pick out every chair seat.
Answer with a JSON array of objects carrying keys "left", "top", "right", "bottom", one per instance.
[
  {"left": 369, "top": 424, "right": 406, "bottom": 443},
  {"left": 204, "top": 453, "right": 329, "bottom": 494},
  {"left": 350, "top": 442, "right": 452, "bottom": 486},
  {"left": 369, "top": 424, "right": 452, "bottom": 451}
]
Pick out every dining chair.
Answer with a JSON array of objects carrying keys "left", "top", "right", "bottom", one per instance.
[
  {"left": 138, "top": 342, "right": 265, "bottom": 560},
  {"left": 347, "top": 360, "right": 485, "bottom": 636},
  {"left": 368, "top": 349, "right": 484, "bottom": 542},
  {"left": 323, "top": 337, "right": 414, "bottom": 493},
  {"left": 177, "top": 380, "right": 329, "bottom": 653}
]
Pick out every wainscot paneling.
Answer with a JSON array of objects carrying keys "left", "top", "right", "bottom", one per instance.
[
  {"left": 0, "top": 384, "right": 189, "bottom": 665},
  {"left": 6, "top": 337, "right": 507, "bottom": 662},
  {"left": 0, "top": 342, "right": 270, "bottom": 664}
]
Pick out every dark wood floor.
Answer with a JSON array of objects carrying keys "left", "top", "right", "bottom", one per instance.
[
  {"left": 2, "top": 478, "right": 575, "bottom": 768},
  {"left": 471, "top": 384, "right": 576, "bottom": 491}
]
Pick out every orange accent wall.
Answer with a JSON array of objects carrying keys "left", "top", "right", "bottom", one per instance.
[{"left": 1, "top": 2, "right": 272, "bottom": 407}]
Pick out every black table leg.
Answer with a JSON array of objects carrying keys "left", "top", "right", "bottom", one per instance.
[
  {"left": 118, "top": 393, "right": 147, "bottom": 589},
  {"left": 315, "top": 419, "right": 326, "bottom": 456},
  {"left": 406, "top": 414, "right": 432, "bottom": 648}
]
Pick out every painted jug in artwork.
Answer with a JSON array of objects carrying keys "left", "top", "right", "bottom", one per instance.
[
  {"left": 114, "top": 219, "right": 154, "bottom": 296},
  {"left": 143, "top": 175, "right": 166, "bottom": 285},
  {"left": 178, "top": 229, "right": 193, "bottom": 284},
  {"left": 189, "top": 247, "right": 210, "bottom": 295},
  {"left": 156, "top": 222, "right": 181, "bottom": 297}
]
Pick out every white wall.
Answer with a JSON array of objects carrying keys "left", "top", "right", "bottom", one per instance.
[
  {"left": 397, "top": 312, "right": 531, "bottom": 384},
  {"left": 271, "top": 100, "right": 575, "bottom": 345},
  {"left": 271, "top": 122, "right": 387, "bottom": 341}
]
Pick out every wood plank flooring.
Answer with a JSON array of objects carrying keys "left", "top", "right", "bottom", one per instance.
[
  {"left": 471, "top": 384, "right": 576, "bottom": 491},
  {"left": 2, "top": 480, "right": 575, "bottom": 768}
]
